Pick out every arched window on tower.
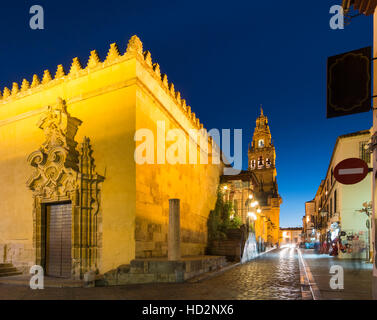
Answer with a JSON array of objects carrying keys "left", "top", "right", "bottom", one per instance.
[
  {"left": 258, "top": 156, "right": 264, "bottom": 169},
  {"left": 266, "top": 158, "right": 271, "bottom": 168},
  {"left": 250, "top": 159, "right": 256, "bottom": 169},
  {"left": 258, "top": 139, "right": 265, "bottom": 148}
]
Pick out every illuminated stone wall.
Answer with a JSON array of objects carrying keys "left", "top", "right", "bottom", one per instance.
[
  {"left": 0, "top": 35, "right": 223, "bottom": 276},
  {"left": 134, "top": 42, "right": 222, "bottom": 257}
]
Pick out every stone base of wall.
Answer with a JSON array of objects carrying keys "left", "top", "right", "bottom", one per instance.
[
  {"left": 208, "top": 240, "right": 242, "bottom": 262},
  {"left": 207, "top": 229, "right": 246, "bottom": 262},
  {"left": 135, "top": 217, "right": 207, "bottom": 258},
  {"left": 98, "top": 255, "right": 227, "bottom": 286},
  {"left": 0, "top": 242, "right": 34, "bottom": 274}
]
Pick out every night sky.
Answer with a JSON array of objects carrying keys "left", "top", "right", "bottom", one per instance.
[{"left": 0, "top": 1, "right": 373, "bottom": 227}]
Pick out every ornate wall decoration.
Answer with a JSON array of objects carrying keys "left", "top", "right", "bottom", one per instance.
[
  {"left": 27, "top": 97, "right": 82, "bottom": 200},
  {"left": 27, "top": 98, "right": 104, "bottom": 279},
  {"left": 78, "top": 137, "right": 105, "bottom": 274}
]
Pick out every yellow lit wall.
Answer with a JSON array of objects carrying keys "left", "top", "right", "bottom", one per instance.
[
  {"left": 0, "top": 36, "right": 223, "bottom": 275},
  {"left": 135, "top": 57, "right": 222, "bottom": 257}
]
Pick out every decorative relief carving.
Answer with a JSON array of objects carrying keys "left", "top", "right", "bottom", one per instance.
[
  {"left": 27, "top": 98, "right": 104, "bottom": 278},
  {"left": 27, "top": 98, "right": 82, "bottom": 200},
  {"left": 79, "top": 138, "right": 105, "bottom": 271}
]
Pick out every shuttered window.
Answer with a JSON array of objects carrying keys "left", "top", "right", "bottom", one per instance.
[{"left": 360, "top": 141, "right": 370, "bottom": 164}]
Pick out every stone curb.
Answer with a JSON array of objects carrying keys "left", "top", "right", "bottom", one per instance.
[{"left": 297, "top": 248, "right": 321, "bottom": 300}]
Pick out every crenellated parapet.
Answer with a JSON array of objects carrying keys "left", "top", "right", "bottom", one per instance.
[
  {"left": 0, "top": 35, "right": 208, "bottom": 134},
  {"left": 131, "top": 37, "right": 207, "bottom": 134}
]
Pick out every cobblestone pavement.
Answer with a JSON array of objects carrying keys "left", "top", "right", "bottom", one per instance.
[{"left": 0, "top": 247, "right": 301, "bottom": 300}]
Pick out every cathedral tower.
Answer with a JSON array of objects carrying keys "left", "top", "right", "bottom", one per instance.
[
  {"left": 248, "top": 107, "right": 277, "bottom": 193},
  {"left": 248, "top": 107, "right": 281, "bottom": 244}
]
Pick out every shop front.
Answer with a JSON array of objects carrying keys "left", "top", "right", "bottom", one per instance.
[
  {"left": 338, "top": 229, "right": 368, "bottom": 260},
  {"left": 325, "top": 221, "right": 368, "bottom": 259},
  {"left": 328, "top": 222, "right": 341, "bottom": 256}
]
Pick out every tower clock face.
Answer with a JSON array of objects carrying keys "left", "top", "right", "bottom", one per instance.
[{"left": 258, "top": 139, "right": 264, "bottom": 148}]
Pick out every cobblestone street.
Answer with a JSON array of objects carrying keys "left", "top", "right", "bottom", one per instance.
[{"left": 0, "top": 247, "right": 301, "bottom": 300}]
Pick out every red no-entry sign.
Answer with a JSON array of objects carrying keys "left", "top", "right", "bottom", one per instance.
[{"left": 334, "top": 158, "right": 369, "bottom": 185}]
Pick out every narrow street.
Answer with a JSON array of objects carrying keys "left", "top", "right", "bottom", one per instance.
[{"left": 0, "top": 247, "right": 302, "bottom": 300}]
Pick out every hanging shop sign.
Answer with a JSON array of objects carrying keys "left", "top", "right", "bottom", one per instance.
[{"left": 327, "top": 46, "right": 371, "bottom": 118}]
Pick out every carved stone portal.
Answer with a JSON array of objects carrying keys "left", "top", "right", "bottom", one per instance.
[{"left": 27, "top": 98, "right": 104, "bottom": 279}]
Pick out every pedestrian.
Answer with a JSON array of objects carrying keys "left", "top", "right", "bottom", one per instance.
[{"left": 330, "top": 239, "right": 338, "bottom": 256}]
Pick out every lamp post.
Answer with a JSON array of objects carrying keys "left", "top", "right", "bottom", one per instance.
[{"left": 245, "top": 195, "right": 256, "bottom": 223}]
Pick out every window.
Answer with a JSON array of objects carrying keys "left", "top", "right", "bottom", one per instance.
[
  {"left": 250, "top": 159, "right": 256, "bottom": 169},
  {"left": 258, "top": 139, "right": 265, "bottom": 148},
  {"left": 360, "top": 141, "right": 371, "bottom": 164},
  {"left": 266, "top": 158, "right": 271, "bottom": 168},
  {"left": 330, "top": 198, "right": 333, "bottom": 215},
  {"left": 334, "top": 190, "right": 337, "bottom": 213},
  {"left": 258, "top": 156, "right": 264, "bottom": 168}
]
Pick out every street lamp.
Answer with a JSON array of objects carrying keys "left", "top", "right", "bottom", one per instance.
[
  {"left": 250, "top": 201, "right": 259, "bottom": 208},
  {"left": 245, "top": 195, "right": 256, "bottom": 222},
  {"left": 247, "top": 211, "right": 257, "bottom": 221}
]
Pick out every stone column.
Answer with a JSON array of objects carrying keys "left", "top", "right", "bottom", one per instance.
[{"left": 168, "top": 199, "right": 181, "bottom": 261}]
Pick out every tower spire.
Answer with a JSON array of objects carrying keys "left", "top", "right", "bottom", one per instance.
[{"left": 260, "top": 104, "right": 263, "bottom": 116}]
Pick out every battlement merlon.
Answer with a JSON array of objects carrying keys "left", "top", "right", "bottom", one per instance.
[{"left": 0, "top": 35, "right": 213, "bottom": 148}]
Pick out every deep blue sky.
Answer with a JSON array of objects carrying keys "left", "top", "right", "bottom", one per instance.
[{"left": 0, "top": 1, "right": 373, "bottom": 227}]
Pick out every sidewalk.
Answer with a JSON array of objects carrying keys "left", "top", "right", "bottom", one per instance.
[{"left": 300, "top": 249, "right": 373, "bottom": 300}]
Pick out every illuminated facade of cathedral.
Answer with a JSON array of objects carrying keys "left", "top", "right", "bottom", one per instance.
[
  {"left": 0, "top": 35, "right": 223, "bottom": 281},
  {"left": 222, "top": 108, "right": 282, "bottom": 245}
]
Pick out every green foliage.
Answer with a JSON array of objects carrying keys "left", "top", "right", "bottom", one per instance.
[
  {"left": 207, "top": 188, "right": 242, "bottom": 241},
  {"left": 230, "top": 215, "right": 242, "bottom": 229}
]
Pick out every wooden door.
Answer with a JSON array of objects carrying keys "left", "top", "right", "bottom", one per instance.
[{"left": 46, "top": 203, "right": 72, "bottom": 278}]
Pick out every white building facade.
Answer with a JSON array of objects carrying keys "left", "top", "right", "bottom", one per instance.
[
  {"left": 313, "top": 130, "right": 373, "bottom": 259},
  {"left": 326, "top": 130, "right": 371, "bottom": 259}
]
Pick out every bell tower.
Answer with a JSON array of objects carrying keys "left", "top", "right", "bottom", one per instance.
[
  {"left": 248, "top": 106, "right": 277, "bottom": 193},
  {"left": 248, "top": 106, "right": 281, "bottom": 245}
]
